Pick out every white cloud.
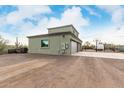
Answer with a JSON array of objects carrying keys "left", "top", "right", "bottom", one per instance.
[
  {"left": 23, "top": 6, "right": 89, "bottom": 45},
  {"left": 46, "top": 6, "right": 89, "bottom": 45},
  {"left": 0, "top": 17, "right": 6, "bottom": 25},
  {"left": 25, "top": 17, "right": 49, "bottom": 36},
  {"left": 1, "top": 5, "right": 124, "bottom": 46},
  {"left": 91, "top": 6, "right": 124, "bottom": 45},
  {"left": 0, "top": 31, "right": 16, "bottom": 45},
  {"left": 1, "top": 6, "right": 90, "bottom": 45},
  {"left": 83, "top": 26, "right": 124, "bottom": 45},
  {"left": 97, "top": 5, "right": 124, "bottom": 25},
  {"left": 0, "top": 5, "right": 52, "bottom": 45},
  {"left": 7, "top": 17, "right": 49, "bottom": 45},
  {"left": 48, "top": 6, "right": 89, "bottom": 30},
  {"left": 6, "top": 5, "right": 52, "bottom": 24},
  {"left": 97, "top": 5, "right": 119, "bottom": 13},
  {"left": 82, "top": 6, "right": 101, "bottom": 18}
]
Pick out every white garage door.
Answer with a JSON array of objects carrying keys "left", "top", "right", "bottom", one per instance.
[{"left": 71, "top": 41, "right": 77, "bottom": 54}]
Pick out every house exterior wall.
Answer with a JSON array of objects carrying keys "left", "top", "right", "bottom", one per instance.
[
  {"left": 48, "top": 25, "right": 79, "bottom": 37},
  {"left": 28, "top": 33, "right": 82, "bottom": 55},
  {"left": 28, "top": 25, "right": 82, "bottom": 55},
  {"left": 28, "top": 34, "right": 71, "bottom": 55},
  {"left": 69, "top": 34, "right": 82, "bottom": 54},
  {"left": 48, "top": 26, "right": 72, "bottom": 34},
  {"left": 77, "top": 43, "right": 81, "bottom": 51},
  {"left": 119, "top": 45, "right": 124, "bottom": 52}
]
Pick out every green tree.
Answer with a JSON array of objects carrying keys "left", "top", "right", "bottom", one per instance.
[
  {"left": 0, "top": 36, "right": 8, "bottom": 53},
  {"left": 83, "top": 41, "right": 91, "bottom": 50}
]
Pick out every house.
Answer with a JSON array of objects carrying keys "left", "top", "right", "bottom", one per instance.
[
  {"left": 27, "top": 25, "right": 82, "bottom": 55},
  {"left": 118, "top": 45, "right": 124, "bottom": 52}
]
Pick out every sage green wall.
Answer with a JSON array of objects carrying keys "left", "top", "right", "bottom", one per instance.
[
  {"left": 70, "top": 35, "right": 82, "bottom": 44},
  {"left": 48, "top": 26, "right": 79, "bottom": 37},
  {"left": 48, "top": 26, "right": 72, "bottom": 34},
  {"left": 69, "top": 34, "right": 82, "bottom": 53},
  {"left": 28, "top": 34, "right": 71, "bottom": 55},
  {"left": 119, "top": 46, "right": 124, "bottom": 52}
]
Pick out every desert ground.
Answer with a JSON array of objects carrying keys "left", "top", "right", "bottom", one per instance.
[
  {"left": 72, "top": 52, "right": 124, "bottom": 59},
  {"left": 0, "top": 53, "right": 124, "bottom": 87}
]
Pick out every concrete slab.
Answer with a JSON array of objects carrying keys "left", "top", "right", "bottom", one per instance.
[{"left": 72, "top": 52, "right": 124, "bottom": 59}]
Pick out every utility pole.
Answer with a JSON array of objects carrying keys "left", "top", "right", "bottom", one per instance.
[
  {"left": 103, "top": 42, "right": 106, "bottom": 52},
  {"left": 94, "top": 39, "right": 99, "bottom": 52},
  {"left": 15, "top": 37, "right": 19, "bottom": 49},
  {"left": 96, "top": 40, "right": 98, "bottom": 52}
]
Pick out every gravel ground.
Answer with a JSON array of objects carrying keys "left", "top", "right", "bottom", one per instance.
[{"left": 0, "top": 54, "right": 124, "bottom": 87}]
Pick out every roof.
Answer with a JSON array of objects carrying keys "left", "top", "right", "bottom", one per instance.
[
  {"left": 48, "top": 24, "right": 79, "bottom": 34},
  {"left": 119, "top": 45, "right": 124, "bottom": 47},
  {"left": 27, "top": 32, "right": 82, "bottom": 42},
  {"left": 27, "top": 32, "right": 70, "bottom": 38}
]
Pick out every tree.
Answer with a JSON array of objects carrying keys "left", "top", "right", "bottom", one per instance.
[
  {"left": 15, "top": 37, "right": 20, "bottom": 48},
  {"left": 83, "top": 41, "right": 91, "bottom": 50},
  {"left": 0, "top": 36, "right": 8, "bottom": 52},
  {"left": 15, "top": 37, "right": 26, "bottom": 48},
  {"left": 90, "top": 44, "right": 95, "bottom": 49}
]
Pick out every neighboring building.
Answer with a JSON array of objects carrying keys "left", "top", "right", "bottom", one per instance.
[
  {"left": 96, "top": 43, "right": 104, "bottom": 50},
  {"left": 27, "top": 25, "right": 82, "bottom": 55},
  {"left": 118, "top": 45, "right": 124, "bottom": 52}
]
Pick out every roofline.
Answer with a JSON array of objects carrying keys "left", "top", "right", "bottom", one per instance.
[
  {"left": 27, "top": 32, "right": 82, "bottom": 42},
  {"left": 48, "top": 24, "right": 79, "bottom": 34},
  {"left": 27, "top": 32, "right": 71, "bottom": 38}
]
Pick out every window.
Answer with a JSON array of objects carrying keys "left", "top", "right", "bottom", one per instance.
[{"left": 41, "top": 39, "right": 49, "bottom": 47}]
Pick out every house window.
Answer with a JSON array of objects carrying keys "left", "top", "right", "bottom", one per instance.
[{"left": 41, "top": 39, "right": 49, "bottom": 47}]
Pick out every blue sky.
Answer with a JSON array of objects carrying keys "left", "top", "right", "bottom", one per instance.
[{"left": 0, "top": 5, "right": 124, "bottom": 45}]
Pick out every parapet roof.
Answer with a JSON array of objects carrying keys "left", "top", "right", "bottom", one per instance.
[
  {"left": 27, "top": 31, "right": 82, "bottom": 42},
  {"left": 48, "top": 24, "right": 79, "bottom": 34}
]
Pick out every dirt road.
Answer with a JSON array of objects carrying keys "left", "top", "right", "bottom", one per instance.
[{"left": 0, "top": 54, "right": 124, "bottom": 87}]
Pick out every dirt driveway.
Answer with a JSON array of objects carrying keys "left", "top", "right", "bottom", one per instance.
[
  {"left": 72, "top": 52, "right": 124, "bottom": 59},
  {"left": 0, "top": 54, "right": 124, "bottom": 88}
]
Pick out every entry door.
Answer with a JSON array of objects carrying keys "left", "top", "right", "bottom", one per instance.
[{"left": 71, "top": 41, "right": 77, "bottom": 54}]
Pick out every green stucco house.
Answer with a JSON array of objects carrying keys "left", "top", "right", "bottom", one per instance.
[
  {"left": 118, "top": 45, "right": 124, "bottom": 52},
  {"left": 27, "top": 25, "right": 82, "bottom": 55}
]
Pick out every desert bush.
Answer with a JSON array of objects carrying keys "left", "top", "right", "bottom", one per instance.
[{"left": 0, "top": 36, "right": 8, "bottom": 54}]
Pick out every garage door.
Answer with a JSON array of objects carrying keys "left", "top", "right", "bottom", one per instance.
[{"left": 71, "top": 41, "right": 77, "bottom": 54}]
